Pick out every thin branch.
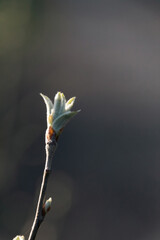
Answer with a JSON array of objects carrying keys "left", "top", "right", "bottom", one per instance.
[
  {"left": 27, "top": 91, "right": 79, "bottom": 240},
  {"left": 28, "top": 131, "right": 57, "bottom": 240}
]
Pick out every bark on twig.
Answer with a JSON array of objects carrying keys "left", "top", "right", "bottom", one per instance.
[{"left": 28, "top": 131, "right": 57, "bottom": 240}]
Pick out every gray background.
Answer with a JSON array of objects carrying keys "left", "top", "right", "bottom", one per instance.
[{"left": 1, "top": 0, "right": 160, "bottom": 239}]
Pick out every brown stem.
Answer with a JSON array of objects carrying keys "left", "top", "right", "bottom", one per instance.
[{"left": 28, "top": 131, "right": 57, "bottom": 240}]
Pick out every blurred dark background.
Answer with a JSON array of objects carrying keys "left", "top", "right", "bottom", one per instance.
[{"left": 1, "top": 0, "right": 160, "bottom": 239}]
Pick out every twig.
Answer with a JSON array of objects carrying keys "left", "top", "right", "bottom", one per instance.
[
  {"left": 28, "top": 131, "right": 57, "bottom": 240},
  {"left": 27, "top": 91, "right": 79, "bottom": 240},
  {"left": 13, "top": 92, "right": 79, "bottom": 240}
]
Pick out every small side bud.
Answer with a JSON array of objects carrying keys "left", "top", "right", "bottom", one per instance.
[
  {"left": 43, "top": 197, "right": 52, "bottom": 214},
  {"left": 13, "top": 236, "right": 25, "bottom": 240}
]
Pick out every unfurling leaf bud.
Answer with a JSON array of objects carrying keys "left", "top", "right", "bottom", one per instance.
[{"left": 40, "top": 92, "right": 80, "bottom": 137}]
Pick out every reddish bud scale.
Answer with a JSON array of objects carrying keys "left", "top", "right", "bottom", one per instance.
[{"left": 46, "top": 126, "right": 54, "bottom": 141}]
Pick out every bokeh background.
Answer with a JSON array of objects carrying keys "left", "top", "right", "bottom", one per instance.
[{"left": 1, "top": 0, "right": 160, "bottom": 239}]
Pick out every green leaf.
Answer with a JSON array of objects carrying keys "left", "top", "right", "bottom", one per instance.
[
  {"left": 40, "top": 93, "right": 53, "bottom": 115},
  {"left": 53, "top": 111, "right": 79, "bottom": 133},
  {"left": 53, "top": 92, "right": 63, "bottom": 120},
  {"left": 65, "top": 97, "right": 76, "bottom": 111}
]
